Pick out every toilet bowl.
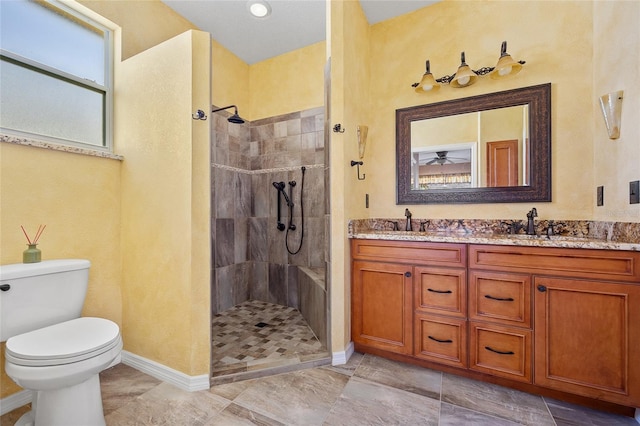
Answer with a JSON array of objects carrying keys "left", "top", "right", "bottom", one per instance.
[{"left": 0, "top": 260, "right": 122, "bottom": 426}]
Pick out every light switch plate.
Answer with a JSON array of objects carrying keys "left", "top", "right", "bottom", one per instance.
[{"left": 630, "top": 181, "right": 640, "bottom": 204}]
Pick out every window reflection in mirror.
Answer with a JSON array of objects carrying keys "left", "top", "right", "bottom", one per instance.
[{"left": 410, "top": 105, "right": 529, "bottom": 189}]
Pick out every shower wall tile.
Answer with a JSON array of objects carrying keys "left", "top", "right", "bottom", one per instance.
[
  {"left": 274, "top": 121, "right": 288, "bottom": 138},
  {"left": 268, "top": 223, "right": 287, "bottom": 265},
  {"left": 215, "top": 218, "right": 235, "bottom": 267},
  {"left": 286, "top": 118, "right": 301, "bottom": 136},
  {"left": 306, "top": 217, "right": 325, "bottom": 269},
  {"left": 251, "top": 175, "right": 269, "bottom": 217},
  {"left": 234, "top": 218, "right": 248, "bottom": 263},
  {"left": 249, "top": 217, "right": 267, "bottom": 262},
  {"left": 287, "top": 265, "right": 299, "bottom": 309},
  {"left": 233, "top": 262, "right": 250, "bottom": 306},
  {"left": 301, "top": 116, "right": 316, "bottom": 133},
  {"left": 214, "top": 168, "right": 235, "bottom": 218},
  {"left": 212, "top": 106, "right": 326, "bottom": 315},
  {"left": 215, "top": 265, "right": 235, "bottom": 313},
  {"left": 236, "top": 173, "right": 252, "bottom": 218},
  {"left": 268, "top": 263, "right": 287, "bottom": 306},
  {"left": 250, "top": 261, "right": 269, "bottom": 301}
]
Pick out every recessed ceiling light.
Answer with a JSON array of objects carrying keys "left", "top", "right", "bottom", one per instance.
[{"left": 248, "top": 0, "right": 271, "bottom": 18}]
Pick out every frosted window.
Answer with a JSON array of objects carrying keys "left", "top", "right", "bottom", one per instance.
[
  {"left": 1, "top": 59, "right": 103, "bottom": 146},
  {"left": 0, "top": 0, "right": 105, "bottom": 85},
  {"left": 0, "top": 0, "right": 112, "bottom": 150}
]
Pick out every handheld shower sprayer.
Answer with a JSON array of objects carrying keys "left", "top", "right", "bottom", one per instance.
[{"left": 272, "top": 181, "right": 291, "bottom": 206}]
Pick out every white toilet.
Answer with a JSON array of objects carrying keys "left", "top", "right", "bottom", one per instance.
[{"left": 0, "top": 259, "right": 122, "bottom": 426}]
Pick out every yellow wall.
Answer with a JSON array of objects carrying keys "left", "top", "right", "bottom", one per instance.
[
  {"left": 365, "top": 0, "right": 596, "bottom": 221},
  {"left": 328, "top": 0, "right": 370, "bottom": 353},
  {"left": 212, "top": 39, "right": 250, "bottom": 120},
  {"left": 248, "top": 41, "right": 326, "bottom": 121},
  {"left": 116, "top": 30, "right": 211, "bottom": 375},
  {"left": 0, "top": 145, "right": 122, "bottom": 397},
  {"left": 80, "top": 0, "right": 196, "bottom": 60},
  {"left": 592, "top": 1, "right": 640, "bottom": 222}
]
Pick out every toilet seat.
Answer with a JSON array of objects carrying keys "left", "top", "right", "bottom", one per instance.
[{"left": 6, "top": 317, "right": 120, "bottom": 367}]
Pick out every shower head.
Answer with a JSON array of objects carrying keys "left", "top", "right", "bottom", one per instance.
[
  {"left": 272, "top": 181, "right": 286, "bottom": 190},
  {"left": 211, "top": 105, "right": 245, "bottom": 124}
]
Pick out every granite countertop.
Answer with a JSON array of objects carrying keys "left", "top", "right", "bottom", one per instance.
[
  {"left": 349, "top": 219, "right": 640, "bottom": 252},
  {"left": 350, "top": 230, "right": 640, "bottom": 251}
]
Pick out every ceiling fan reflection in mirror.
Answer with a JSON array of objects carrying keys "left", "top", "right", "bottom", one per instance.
[{"left": 420, "top": 149, "right": 471, "bottom": 166}]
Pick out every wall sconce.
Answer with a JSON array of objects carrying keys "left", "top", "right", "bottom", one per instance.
[
  {"left": 413, "top": 41, "right": 525, "bottom": 92},
  {"left": 357, "top": 125, "right": 368, "bottom": 159},
  {"left": 599, "top": 90, "right": 623, "bottom": 139}
]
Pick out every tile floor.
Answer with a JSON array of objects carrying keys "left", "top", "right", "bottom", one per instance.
[
  {"left": 211, "top": 300, "right": 329, "bottom": 380},
  {"left": 3, "top": 352, "right": 637, "bottom": 425}
]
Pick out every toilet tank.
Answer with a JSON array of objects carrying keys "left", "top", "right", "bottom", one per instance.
[{"left": 0, "top": 259, "right": 90, "bottom": 341}]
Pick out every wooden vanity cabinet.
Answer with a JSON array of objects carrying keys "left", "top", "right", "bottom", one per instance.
[
  {"left": 470, "top": 244, "right": 640, "bottom": 407},
  {"left": 351, "top": 239, "right": 640, "bottom": 409},
  {"left": 351, "top": 240, "right": 466, "bottom": 358}
]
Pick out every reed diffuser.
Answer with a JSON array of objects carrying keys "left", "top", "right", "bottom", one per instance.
[{"left": 21, "top": 224, "right": 46, "bottom": 263}]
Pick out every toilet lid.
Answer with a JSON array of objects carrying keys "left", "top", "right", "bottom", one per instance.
[{"left": 6, "top": 317, "right": 121, "bottom": 367}]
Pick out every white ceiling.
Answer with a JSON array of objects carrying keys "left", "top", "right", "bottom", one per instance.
[{"left": 162, "top": 0, "right": 438, "bottom": 64}]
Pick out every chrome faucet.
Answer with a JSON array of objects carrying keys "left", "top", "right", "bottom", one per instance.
[
  {"left": 526, "top": 207, "right": 538, "bottom": 235},
  {"left": 405, "top": 208, "right": 412, "bottom": 231}
]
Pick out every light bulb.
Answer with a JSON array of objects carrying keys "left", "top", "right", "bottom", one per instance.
[
  {"left": 457, "top": 75, "right": 470, "bottom": 86},
  {"left": 498, "top": 65, "right": 512, "bottom": 76}
]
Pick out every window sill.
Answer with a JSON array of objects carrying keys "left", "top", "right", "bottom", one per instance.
[{"left": 0, "top": 133, "right": 123, "bottom": 161}]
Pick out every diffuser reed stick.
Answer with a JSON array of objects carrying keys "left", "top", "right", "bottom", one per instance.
[{"left": 21, "top": 225, "right": 46, "bottom": 245}]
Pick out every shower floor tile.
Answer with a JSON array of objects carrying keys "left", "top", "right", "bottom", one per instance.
[{"left": 212, "top": 300, "right": 328, "bottom": 379}]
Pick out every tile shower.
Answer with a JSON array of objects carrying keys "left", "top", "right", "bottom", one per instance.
[{"left": 210, "top": 106, "right": 328, "bottom": 379}]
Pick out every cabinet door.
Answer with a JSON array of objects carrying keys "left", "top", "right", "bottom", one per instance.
[
  {"left": 534, "top": 277, "right": 640, "bottom": 406},
  {"left": 415, "top": 313, "right": 467, "bottom": 368},
  {"left": 352, "top": 261, "right": 413, "bottom": 354},
  {"left": 414, "top": 266, "right": 467, "bottom": 318}
]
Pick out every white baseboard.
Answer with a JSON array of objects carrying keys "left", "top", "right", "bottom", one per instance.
[
  {"left": 332, "top": 341, "right": 354, "bottom": 366},
  {"left": 635, "top": 407, "right": 639, "bottom": 423},
  {"left": 0, "top": 389, "right": 32, "bottom": 416},
  {"left": 120, "top": 351, "right": 209, "bottom": 392}
]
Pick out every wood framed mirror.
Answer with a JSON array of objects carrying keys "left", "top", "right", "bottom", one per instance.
[{"left": 396, "top": 83, "right": 551, "bottom": 204}]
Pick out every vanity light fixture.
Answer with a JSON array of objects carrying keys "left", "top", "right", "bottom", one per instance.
[
  {"left": 247, "top": 0, "right": 271, "bottom": 18},
  {"left": 413, "top": 41, "right": 525, "bottom": 92}
]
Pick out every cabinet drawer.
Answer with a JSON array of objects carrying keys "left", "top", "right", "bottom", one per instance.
[
  {"left": 352, "top": 239, "right": 466, "bottom": 267},
  {"left": 414, "top": 314, "right": 467, "bottom": 368},
  {"left": 469, "top": 271, "right": 531, "bottom": 328},
  {"left": 469, "top": 244, "right": 640, "bottom": 283},
  {"left": 415, "top": 266, "right": 467, "bottom": 318},
  {"left": 469, "top": 322, "right": 532, "bottom": 383}
]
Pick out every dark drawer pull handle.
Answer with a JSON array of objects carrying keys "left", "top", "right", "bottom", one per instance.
[
  {"left": 485, "top": 346, "right": 515, "bottom": 355},
  {"left": 428, "top": 288, "right": 453, "bottom": 294},
  {"left": 404, "top": 272, "right": 412, "bottom": 278},
  {"left": 0, "top": 284, "right": 10, "bottom": 292},
  {"left": 537, "top": 285, "right": 547, "bottom": 292},
  {"left": 484, "top": 294, "right": 514, "bottom": 302},
  {"left": 428, "top": 336, "right": 453, "bottom": 344}
]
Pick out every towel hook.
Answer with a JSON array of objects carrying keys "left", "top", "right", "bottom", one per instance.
[{"left": 351, "top": 160, "right": 365, "bottom": 180}]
